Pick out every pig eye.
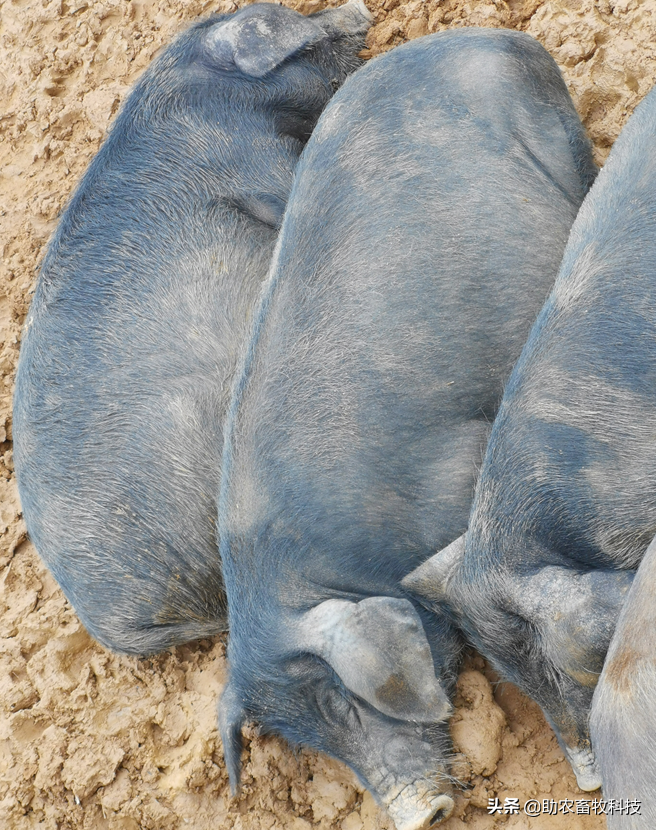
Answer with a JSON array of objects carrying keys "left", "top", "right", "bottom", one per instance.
[
  {"left": 316, "top": 681, "right": 359, "bottom": 727},
  {"left": 287, "top": 655, "right": 361, "bottom": 727},
  {"left": 274, "top": 108, "right": 318, "bottom": 143}
]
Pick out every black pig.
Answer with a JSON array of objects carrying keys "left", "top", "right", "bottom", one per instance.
[
  {"left": 405, "top": 78, "right": 656, "bottom": 795},
  {"left": 591, "top": 533, "right": 656, "bottom": 827},
  {"left": 219, "top": 28, "right": 595, "bottom": 830},
  {"left": 13, "top": 0, "right": 372, "bottom": 655}
]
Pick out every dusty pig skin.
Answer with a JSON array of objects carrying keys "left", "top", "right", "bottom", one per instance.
[
  {"left": 218, "top": 28, "right": 595, "bottom": 830},
  {"left": 404, "top": 79, "right": 656, "bottom": 796},
  {"left": 591, "top": 532, "right": 656, "bottom": 826},
  {"left": 12, "top": 0, "right": 372, "bottom": 656}
]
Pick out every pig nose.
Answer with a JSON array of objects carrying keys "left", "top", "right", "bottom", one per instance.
[
  {"left": 386, "top": 784, "right": 455, "bottom": 830},
  {"left": 344, "top": 0, "right": 373, "bottom": 19},
  {"left": 428, "top": 795, "right": 455, "bottom": 827},
  {"left": 330, "top": 0, "right": 373, "bottom": 31},
  {"left": 564, "top": 745, "right": 602, "bottom": 792}
]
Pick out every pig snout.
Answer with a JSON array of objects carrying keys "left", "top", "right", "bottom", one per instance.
[
  {"left": 563, "top": 745, "right": 602, "bottom": 792},
  {"left": 328, "top": 0, "right": 373, "bottom": 31},
  {"left": 384, "top": 782, "right": 455, "bottom": 830},
  {"left": 368, "top": 734, "right": 455, "bottom": 830}
]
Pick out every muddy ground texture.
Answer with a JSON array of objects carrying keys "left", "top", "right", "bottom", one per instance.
[{"left": 2, "top": 0, "right": 656, "bottom": 827}]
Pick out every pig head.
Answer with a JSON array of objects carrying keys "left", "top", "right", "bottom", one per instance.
[
  {"left": 220, "top": 593, "right": 457, "bottom": 830},
  {"left": 404, "top": 534, "right": 634, "bottom": 792}
]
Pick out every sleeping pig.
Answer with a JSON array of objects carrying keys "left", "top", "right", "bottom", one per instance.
[{"left": 218, "top": 27, "right": 595, "bottom": 829}]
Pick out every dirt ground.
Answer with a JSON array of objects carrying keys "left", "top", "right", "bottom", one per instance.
[{"left": 1, "top": 0, "right": 656, "bottom": 827}]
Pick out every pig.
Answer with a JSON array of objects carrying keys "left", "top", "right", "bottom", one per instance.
[
  {"left": 12, "top": 0, "right": 372, "bottom": 656},
  {"left": 218, "top": 28, "right": 596, "bottom": 830},
  {"left": 403, "top": 80, "right": 656, "bottom": 794},
  {"left": 590, "top": 533, "right": 656, "bottom": 827}
]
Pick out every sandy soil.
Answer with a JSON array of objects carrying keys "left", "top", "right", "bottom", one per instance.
[{"left": 2, "top": 0, "right": 656, "bottom": 827}]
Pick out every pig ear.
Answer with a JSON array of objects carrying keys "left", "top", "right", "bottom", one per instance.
[
  {"left": 401, "top": 534, "right": 466, "bottom": 605},
  {"left": 512, "top": 566, "right": 635, "bottom": 686},
  {"left": 218, "top": 679, "right": 247, "bottom": 795},
  {"left": 295, "top": 597, "right": 451, "bottom": 722},
  {"left": 205, "top": 9, "right": 326, "bottom": 78}
]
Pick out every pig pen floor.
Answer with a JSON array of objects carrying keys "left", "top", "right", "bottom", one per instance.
[{"left": 2, "top": 0, "right": 655, "bottom": 827}]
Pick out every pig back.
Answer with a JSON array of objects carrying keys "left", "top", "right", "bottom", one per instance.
[{"left": 221, "top": 28, "right": 596, "bottom": 595}]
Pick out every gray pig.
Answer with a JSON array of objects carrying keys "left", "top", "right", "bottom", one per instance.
[
  {"left": 405, "top": 80, "right": 656, "bottom": 794},
  {"left": 218, "top": 28, "right": 596, "bottom": 830},
  {"left": 13, "top": 1, "right": 371, "bottom": 655},
  {"left": 590, "top": 532, "right": 656, "bottom": 826}
]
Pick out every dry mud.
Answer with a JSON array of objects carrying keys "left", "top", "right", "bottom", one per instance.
[{"left": 2, "top": 0, "right": 655, "bottom": 827}]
